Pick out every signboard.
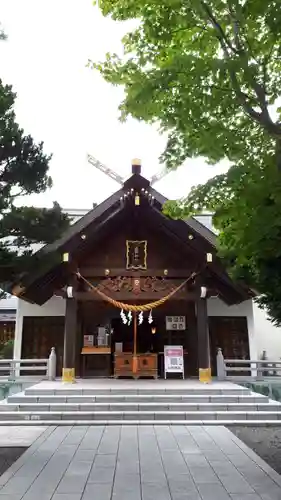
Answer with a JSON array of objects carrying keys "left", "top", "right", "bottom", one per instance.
[
  {"left": 0, "top": 313, "right": 16, "bottom": 322},
  {"left": 166, "top": 316, "right": 186, "bottom": 331},
  {"left": 164, "top": 345, "right": 184, "bottom": 379},
  {"left": 97, "top": 327, "right": 107, "bottom": 346},
  {"left": 115, "top": 342, "right": 123, "bottom": 353},
  {"left": 83, "top": 335, "right": 94, "bottom": 347}
]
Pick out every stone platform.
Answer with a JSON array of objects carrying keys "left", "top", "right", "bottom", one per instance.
[
  {"left": 1, "top": 425, "right": 281, "bottom": 499},
  {"left": 0, "top": 379, "right": 280, "bottom": 425}
]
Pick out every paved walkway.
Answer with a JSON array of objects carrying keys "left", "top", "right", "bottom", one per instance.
[
  {"left": 0, "top": 427, "right": 46, "bottom": 447},
  {"left": 0, "top": 425, "right": 281, "bottom": 499}
]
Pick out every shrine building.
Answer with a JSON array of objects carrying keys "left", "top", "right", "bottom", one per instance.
[{"left": 11, "top": 160, "right": 258, "bottom": 382}]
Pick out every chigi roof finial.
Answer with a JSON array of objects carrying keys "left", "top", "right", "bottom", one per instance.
[{"left": 131, "top": 158, "right": 141, "bottom": 175}]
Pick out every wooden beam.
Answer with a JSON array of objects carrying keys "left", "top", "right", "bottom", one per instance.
[{"left": 79, "top": 267, "right": 193, "bottom": 278}]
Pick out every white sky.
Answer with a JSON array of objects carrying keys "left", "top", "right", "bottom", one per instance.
[{"left": 0, "top": 0, "right": 228, "bottom": 209}]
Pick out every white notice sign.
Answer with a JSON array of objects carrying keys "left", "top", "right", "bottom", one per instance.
[
  {"left": 164, "top": 345, "right": 184, "bottom": 379},
  {"left": 166, "top": 316, "right": 186, "bottom": 330}
]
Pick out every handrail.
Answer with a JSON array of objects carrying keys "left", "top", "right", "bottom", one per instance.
[
  {"left": 0, "top": 359, "right": 48, "bottom": 364},
  {"left": 216, "top": 348, "right": 281, "bottom": 380},
  {"left": 224, "top": 359, "right": 281, "bottom": 364},
  {"left": 0, "top": 347, "right": 57, "bottom": 381}
]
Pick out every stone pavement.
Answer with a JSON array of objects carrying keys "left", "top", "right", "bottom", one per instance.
[
  {"left": 0, "top": 427, "right": 47, "bottom": 447},
  {"left": 0, "top": 425, "right": 281, "bottom": 499}
]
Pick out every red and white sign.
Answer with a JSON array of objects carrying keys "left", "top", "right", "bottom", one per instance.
[
  {"left": 164, "top": 345, "right": 184, "bottom": 378},
  {"left": 83, "top": 335, "right": 94, "bottom": 347}
]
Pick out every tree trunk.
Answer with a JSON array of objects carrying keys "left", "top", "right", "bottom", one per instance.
[{"left": 276, "top": 138, "right": 281, "bottom": 171}]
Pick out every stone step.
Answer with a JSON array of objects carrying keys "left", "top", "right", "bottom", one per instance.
[
  {"left": 0, "top": 410, "right": 280, "bottom": 422},
  {"left": 9, "top": 393, "right": 266, "bottom": 404},
  {"left": 0, "top": 419, "right": 280, "bottom": 426},
  {"left": 24, "top": 387, "right": 251, "bottom": 396},
  {"left": 1, "top": 402, "right": 279, "bottom": 412}
]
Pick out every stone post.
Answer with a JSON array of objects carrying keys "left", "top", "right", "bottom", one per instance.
[
  {"left": 48, "top": 347, "right": 57, "bottom": 380},
  {"left": 216, "top": 348, "right": 226, "bottom": 380}
]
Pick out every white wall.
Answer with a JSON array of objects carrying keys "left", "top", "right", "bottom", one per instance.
[
  {"left": 17, "top": 296, "right": 66, "bottom": 317},
  {"left": 13, "top": 297, "right": 66, "bottom": 360},
  {"left": 252, "top": 302, "right": 281, "bottom": 360},
  {"left": 207, "top": 297, "right": 281, "bottom": 360},
  {"left": 207, "top": 297, "right": 252, "bottom": 317},
  {"left": 0, "top": 296, "right": 18, "bottom": 310}
]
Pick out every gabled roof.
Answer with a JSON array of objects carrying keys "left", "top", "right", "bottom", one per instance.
[{"left": 10, "top": 168, "right": 254, "bottom": 305}]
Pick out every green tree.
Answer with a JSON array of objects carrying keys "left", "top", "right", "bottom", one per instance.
[
  {"left": 0, "top": 79, "right": 69, "bottom": 288},
  {"left": 91, "top": 0, "right": 281, "bottom": 324}
]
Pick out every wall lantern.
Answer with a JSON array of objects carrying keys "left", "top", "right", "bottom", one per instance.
[
  {"left": 151, "top": 327, "right": 156, "bottom": 335},
  {"left": 206, "top": 253, "right": 213, "bottom": 263},
  {"left": 62, "top": 252, "right": 69, "bottom": 262}
]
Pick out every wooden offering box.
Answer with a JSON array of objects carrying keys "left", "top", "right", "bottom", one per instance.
[{"left": 114, "top": 353, "right": 157, "bottom": 379}]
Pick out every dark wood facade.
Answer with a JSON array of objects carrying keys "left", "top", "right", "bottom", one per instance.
[{"left": 13, "top": 164, "right": 254, "bottom": 380}]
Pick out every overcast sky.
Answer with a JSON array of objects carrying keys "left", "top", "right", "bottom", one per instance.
[{"left": 0, "top": 0, "right": 228, "bottom": 209}]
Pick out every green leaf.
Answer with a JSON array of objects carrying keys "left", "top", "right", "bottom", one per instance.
[{"left": 92, "top": 0, "right": 281, "bottom": 324}]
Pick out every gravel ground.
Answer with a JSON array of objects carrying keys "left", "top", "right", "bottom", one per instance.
[
  {"left": 230, "top": 426, "right": 281, "bottom": 475},
  {"left": 0, "top": 447, "right": 26, "bottom": 476}
]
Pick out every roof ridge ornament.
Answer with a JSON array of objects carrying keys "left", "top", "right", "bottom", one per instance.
[
  {"left": 87, "top": 154, "right": 169, "bottom": 186},
  {"left": 131, "top": 158, "right": 141, "bottom": 175}
]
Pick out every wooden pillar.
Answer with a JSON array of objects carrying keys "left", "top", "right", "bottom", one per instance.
[
  {"left": 196, "top": 297, "right": 211, "bottom": 383},
  {"left": 62, "top": 295, "right": 77, "bottom": 383}
]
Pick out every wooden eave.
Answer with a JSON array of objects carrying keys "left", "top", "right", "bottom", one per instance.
[{"left": 11, "top": 172, "right": 254, "bottom": 305}]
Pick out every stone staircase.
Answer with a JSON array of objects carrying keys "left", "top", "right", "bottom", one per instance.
[{"left": 0, "top": 381, "right": 280, "bottom": 425}]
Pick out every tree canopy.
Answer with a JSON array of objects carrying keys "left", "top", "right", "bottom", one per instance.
[
  {"left": 91, "top": 0, "right": 281, "bottom": 324},
  {"left": 0, "top": 79, "right": 69, "bottom": 288}
]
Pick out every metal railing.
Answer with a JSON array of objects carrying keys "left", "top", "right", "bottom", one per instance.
[
  {"left": 216, "top": 348, "right": 281, "bottom": 380},
  {"left": 0, "top": 347, "right": 57, "bottom": 381}
]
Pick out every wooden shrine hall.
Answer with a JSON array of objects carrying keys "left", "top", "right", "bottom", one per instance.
[{"left": 11, "top": 160, "right": 254, "bottom": 383}]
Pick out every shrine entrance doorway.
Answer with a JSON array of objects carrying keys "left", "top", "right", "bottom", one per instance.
[{"left": 79, "top": 299, "right": 199, "bottom": 379}]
